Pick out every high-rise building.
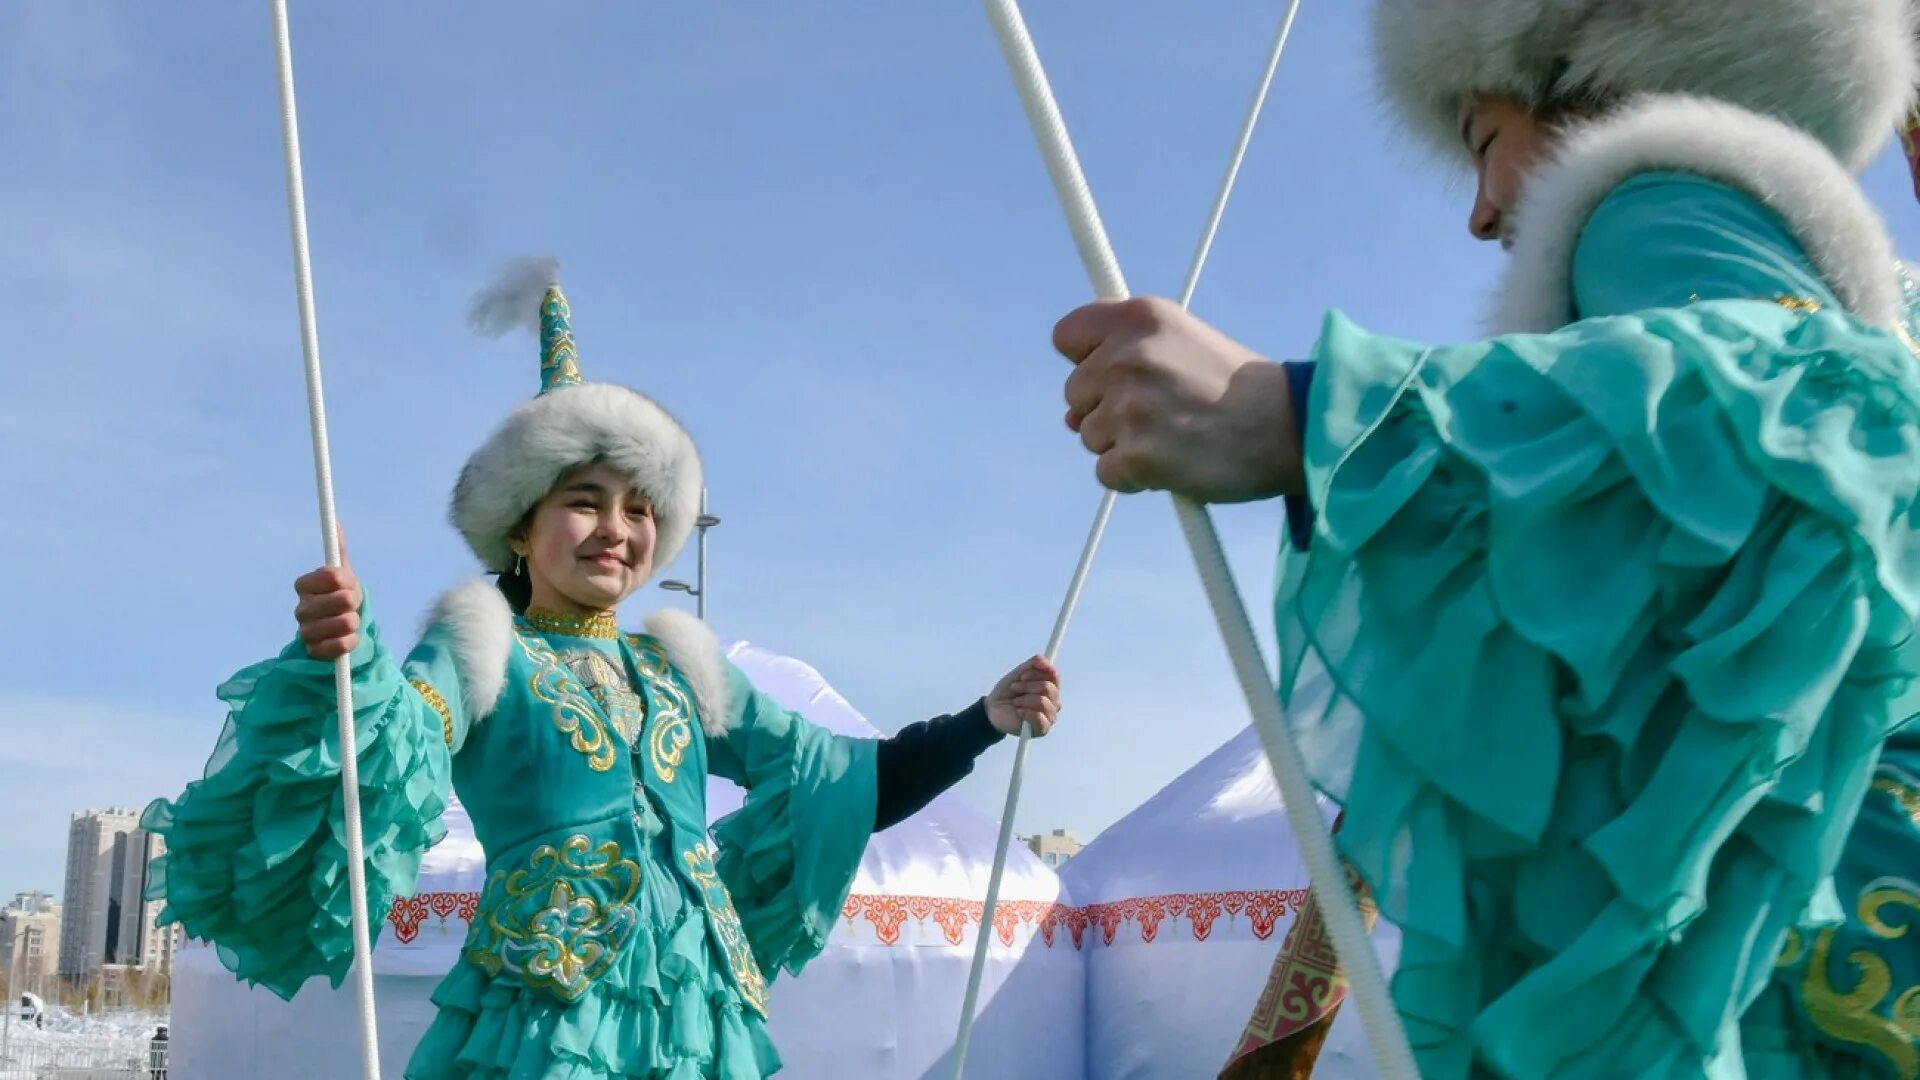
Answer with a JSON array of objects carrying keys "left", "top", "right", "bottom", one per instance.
[{"left": 58, "top": 809, "right": 171, "bottom": 981}]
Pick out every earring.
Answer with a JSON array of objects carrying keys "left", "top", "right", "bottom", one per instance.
[{"left": 513, "top": 555, "right": 525, "bottom": 576}]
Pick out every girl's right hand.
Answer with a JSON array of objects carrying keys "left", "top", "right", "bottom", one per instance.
[{"left": 294, "top": 536, "right": 363, "bottom": 660}]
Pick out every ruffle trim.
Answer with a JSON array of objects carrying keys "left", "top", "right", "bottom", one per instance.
[
  {"left": 141, "top": 618, "right": 451, "bottom": 1001},
  {"left": 1277, "top": 305, "right": 1920, "bottom": 1078},
  {"left": 404, "top": 915, "right": 780, "bottom": 1080},
  {"left": 709, "top": 722, "right": 877, "bottom": 979}
]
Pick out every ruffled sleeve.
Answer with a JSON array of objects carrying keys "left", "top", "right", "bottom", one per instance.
[
  {"left": 1276, "top": 175, "right": 1920, "bottom": 1077},
  {"left": 704, "top": 661, "right": 878, "bottom": 981},
  {"left": 140, "top": 602, "right": 466, "bottom": 1001}
]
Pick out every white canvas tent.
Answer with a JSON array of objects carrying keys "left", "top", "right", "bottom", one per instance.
[{"left": 1059, "top": 722, "right": 1401, "bottom": 1080}]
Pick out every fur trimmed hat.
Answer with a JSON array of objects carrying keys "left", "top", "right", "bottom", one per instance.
[
  {"left": 1371, "top": 0, "right": 1920, "bottom": 171},
  {"left": 450, "top": 257, "right": 703, "bottom": 575}
]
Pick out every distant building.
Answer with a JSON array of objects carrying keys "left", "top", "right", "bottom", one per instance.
[
  {"left": 1, "top": 903, "right": 62, "bottom": 998},
  {"left": 59, "top": 809, "right": 172, "bottom": 982},
  {"left": 7, "top": 891, "right": 56, "bottom": 916},
  {"left": 1022, "top": 828, "right": 1083, "bottom": 869}
]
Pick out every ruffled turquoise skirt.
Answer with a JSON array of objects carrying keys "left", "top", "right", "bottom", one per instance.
[
  {"left": 1277, "top": 304, "right": 1920, "bottom": 1078},
  {"left": 406, "top": 907, "right": 781, "bottom": 1080}
]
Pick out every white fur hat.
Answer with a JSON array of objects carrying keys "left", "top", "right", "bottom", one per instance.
[
  {"left": 450, "top": 257, "right": 703, "bottom": 574},
  {"left": 1372, "top": 0, "right": 1919, "bottom": 170}
]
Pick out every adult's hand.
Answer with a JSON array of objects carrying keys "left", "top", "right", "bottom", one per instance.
[{"left": 1052, "top": 297, "right": 1302, "bottom": 502}]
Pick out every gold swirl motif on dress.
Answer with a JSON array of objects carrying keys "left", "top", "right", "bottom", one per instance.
[
  {"left": 1797, "top": 878, "right": 1920, "bottom": 1079},
  {"left": 464, "top": 835, "right": 642, "bottom": 1002},
  {"left": 1873, "top": 771, "right": 1920, "bottom": 830},
  {"left": 683, "top": 842, "right": 770, "bottom": 1018},
  {"left": 517, "top": 629, "right": 616, "bottom": 772},
  {"left": 631, "top": 637, "right": 694, "bottom": 783}
]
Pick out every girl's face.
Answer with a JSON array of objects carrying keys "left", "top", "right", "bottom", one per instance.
[
  {"left": 1459, "top": 94, "right": 1557, "bottom": 247},
  {"left": 512, "top": 461, "right": 657, "bottom": 615}
]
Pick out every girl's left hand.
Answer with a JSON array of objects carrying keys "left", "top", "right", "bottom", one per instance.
[{"left": 987, "top": 655, "right": 1062, "bottom": 737}]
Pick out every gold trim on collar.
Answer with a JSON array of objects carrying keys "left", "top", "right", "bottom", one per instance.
[{"left": 522, "top": 607, "right": 621, "bottom": 640}]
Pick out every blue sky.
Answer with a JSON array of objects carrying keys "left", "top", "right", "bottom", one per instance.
[{"left": 4, "top": 1, "right": 1919, "bottom": 905}]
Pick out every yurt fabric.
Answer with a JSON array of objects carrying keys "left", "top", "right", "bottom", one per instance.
[{"left": 1060, "top": 722, "right": 1402, "bottom": 1080}]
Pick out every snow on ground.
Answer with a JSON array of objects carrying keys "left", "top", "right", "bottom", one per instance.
[{"left": 0, "top": 1009, "right": 168, "bottom": 1078}]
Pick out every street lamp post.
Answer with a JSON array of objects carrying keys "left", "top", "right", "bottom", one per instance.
[{"left": 661, "top": 487, "right": 721, "bottom": 620}]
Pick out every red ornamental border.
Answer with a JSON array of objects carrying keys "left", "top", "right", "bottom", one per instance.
[{"left": 385, "top": 889, "right": 1311, "bottom": 949}]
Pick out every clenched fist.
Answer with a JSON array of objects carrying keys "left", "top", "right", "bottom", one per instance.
[
  {"left": 1053, "top": 296, "right": 1302, "bottom": 503},
  {"left": 986, "top": 655, "right": 1062, "bottom": 737}
]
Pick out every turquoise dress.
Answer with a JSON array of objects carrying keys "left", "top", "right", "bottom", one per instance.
[
  {"left": 1278, "top": 173, "right": 1920, "bottom": 1078},
  {"left": 141, "top": 599, "right": 877, "bottom": 1079}
]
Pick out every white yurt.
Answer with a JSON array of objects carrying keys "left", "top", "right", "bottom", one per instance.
[
  {"left": 1058, "top": 720, "right": 1401, "bottom": 1080},
  {"left": 168, "top": 637, "right": 1083, "bottom": 1080}
]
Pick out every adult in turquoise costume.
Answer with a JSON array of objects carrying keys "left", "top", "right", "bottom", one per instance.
[
  {"left": 1046, "top": 1, "right": 1920, "bottom": 1076},
  {"left": 141, "top": 261, "right": 1064, "bottom": 1079}
]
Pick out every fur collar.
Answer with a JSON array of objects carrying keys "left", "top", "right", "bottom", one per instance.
[
  {"left": 422, "top": 579, "right": 514, "bottom": 721},
  {"left": 641, "top": 608, "right": 735, "bottom": 739},
  {"left": 1491, "top": 94, "right": 1900, "bottom": 336},
  {"left": 425, "top": 579, "right": 734, "bottom": 737}
]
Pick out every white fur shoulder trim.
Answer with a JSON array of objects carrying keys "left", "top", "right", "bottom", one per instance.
[
  {"left": 642, "top": 608, "right": 734, "bottom": 738},
  {"left": 422, "top": 578, "right": 514, "bottom": 721},
  {"left": 1493, "top": 94, "right": 1900, "bottom": 336}
]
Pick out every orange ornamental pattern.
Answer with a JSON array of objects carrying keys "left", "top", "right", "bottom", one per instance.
[{"left": 385, "top": 889, "right": 1315, "bottom": 950}]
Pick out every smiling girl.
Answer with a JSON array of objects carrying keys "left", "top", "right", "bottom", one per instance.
[{"left": 141, "top": 263, "right": 1062, "bottom": 1079}]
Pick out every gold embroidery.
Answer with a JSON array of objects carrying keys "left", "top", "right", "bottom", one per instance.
[
  {"left": 1797, "top": 879, "right": 1920, "bottom": 1079},
  {"left": 409, "top": 679, "right": 455, "bottom": 748},
  {"left": 522, "top": 607, "right": 620, "bottom": 640},
  {"left": 1862, "top": 886, "right": 1920, "bottom": 942},
  {"left": 1874, "top": 773, "right": 1920, "bottom": 830},
  {"left": 465, "top": 835, "right": 642, "bottom": 1002},
  {"left": 517, "top": 630, "right": 617, "bottom": 771},
  {"left": 630, "top": 637, "right": 693, "bottom": 783},
  {"left": 684, "top": 842, "right": 770, "bottom": 1018},
  {"left": 566, "top": 650, "right": 646, "bottom": 747},
  {"left": 1774, "top": 295, "right": 1823, "bottom": 314}
]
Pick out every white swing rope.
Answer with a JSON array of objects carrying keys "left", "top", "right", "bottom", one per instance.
[
  {"left": 953, "top": 3, "right": 1422, "bottom": 1078},
  {"left": 269, "top": 3, "right": 384, "bottom": 1078}
]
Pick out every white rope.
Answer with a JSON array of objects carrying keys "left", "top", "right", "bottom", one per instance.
[
  {"left": 269, "top": 4, "right": 383, "bottom": 1077},
  {"left": 955, "top": 3, "right": 1422, "bottom": 1078}
]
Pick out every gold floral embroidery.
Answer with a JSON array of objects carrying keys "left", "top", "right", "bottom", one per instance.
[
  {"left": 409, "top": 679, "right": 455, "bottom": 748},
  {"left": 1774, "top": 295, "right": 1823, "bottom": 314},
  {"left": 1796, "top": 878, "right": 1920, "bottom": 1079},
  {"left": 522, "top": 607, "right": 620, "bottom": 640},
  {"left": 684, "top": 842, "right": 770, "bottom": 1018},
  {"left": 517, "top": 629, "right": 616, "bottom": 772},
  {"left": 629, "top": 636, "right": 693, "bottom": 783},
  {"left": 465, "top": 835, "right": 642, "bottom": 1002}
]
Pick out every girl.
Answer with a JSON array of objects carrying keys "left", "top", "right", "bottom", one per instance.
[
  {"left": 1048, "top": 1, "right": 1920, "bottom": 1076},
  {"left": 141, "top": 265, "right": 1063, "bottom": 1079}
]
